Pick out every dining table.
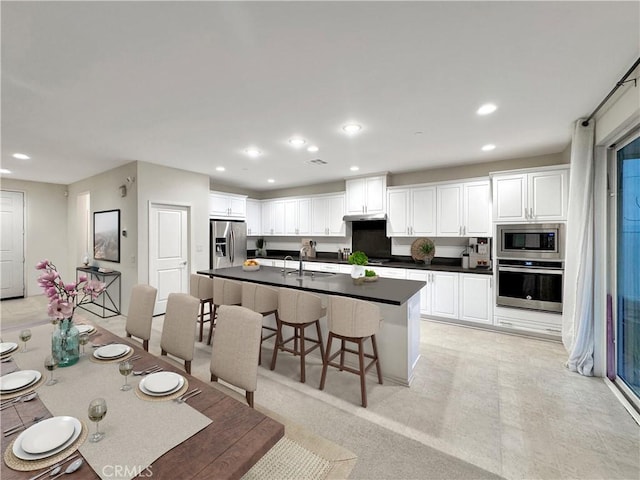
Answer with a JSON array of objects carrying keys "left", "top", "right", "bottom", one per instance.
[{"left": 0, "top": 321, "right": 284, "bottom": 480}]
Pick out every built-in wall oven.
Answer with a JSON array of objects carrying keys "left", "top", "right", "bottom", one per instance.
[{"left": 496, "top": 223, "right": 564, "bottom": 313}]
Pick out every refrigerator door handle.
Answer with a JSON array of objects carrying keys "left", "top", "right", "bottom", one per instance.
[{"left": 229, "top": 229, "right": 235, "bottom": 265}]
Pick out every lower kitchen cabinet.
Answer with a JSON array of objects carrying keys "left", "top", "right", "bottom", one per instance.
[
  {"left": 406, "top": 270, "right": 459, "bottom": 320},
  {"left": 494, "top": 305, "right": 562, "bottom": 337},
  {"left": 459, "top": 273, "right": 493, "bottom": 325}
]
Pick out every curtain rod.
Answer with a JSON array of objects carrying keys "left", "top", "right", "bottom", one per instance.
[{"left": 582, "top": 57, "right": 640, "bottom": 127}]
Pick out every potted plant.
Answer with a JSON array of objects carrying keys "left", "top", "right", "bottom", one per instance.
[
  {"left": 255, "top": 238, "right": 267, "bottom": 257},
  {"left": 419, "top": 241, "right": 435, "bottom": 265},
  {"left": 348, "top": 251, "right": 368, "bottom": 280}
]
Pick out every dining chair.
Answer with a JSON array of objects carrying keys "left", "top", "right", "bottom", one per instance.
[
  {"left": 270, "top": 288, "right": 326, "bottom": 383},
  {"left": 241, "top": 282, "right": 279, "bottom": 365},
  {"left": 125, "top": 284, "right": 157, "bottom": 351},
  {"left": 319, "top": 295, "right": 383, "bottom": 407},
  {"left": 207, "top": 278, "right": 242, "bottom": 345},
  {"left": 160, "top": 293, "right": 199, "bottom": 374},
  {"left": 210, "top": 305, "right": 262, "bottom": 408},
  {"left": 189, "top": 274, "right": 214, "bottom": 342}
]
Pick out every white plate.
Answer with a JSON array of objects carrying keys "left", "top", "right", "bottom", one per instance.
[
  {"left": 13, "top": 417, "right": 81, "bottom": 461},
  {"left": 75, "top": 325, "right": 95, "bottom": 334},
  {"left": 0, "top": 342, "right": 18, "bottom": 355},
  {"left": 94, "top": 344, "right": 130, "bottom": 359},
  {"left": 20, "top": 417, "right": 76, "bottom": 454},
  {"left": 139, "top": 372, "right": 185, "bottom": 396},
  {"left": 0, "top": 370, "right": 40, "bottom": 392}
]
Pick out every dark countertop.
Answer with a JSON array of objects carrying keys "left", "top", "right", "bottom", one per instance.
[{"left": 197, "top": 266, "right": 426, "bottom": 306}]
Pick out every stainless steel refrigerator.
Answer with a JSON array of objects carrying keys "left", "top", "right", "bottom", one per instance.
[{"left": 210, "top": 220, "right": 247, "bottom": 269}]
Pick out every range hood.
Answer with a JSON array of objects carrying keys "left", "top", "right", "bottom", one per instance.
[{"left": 342, "top": 213, "right": 387, "bottom": 222}]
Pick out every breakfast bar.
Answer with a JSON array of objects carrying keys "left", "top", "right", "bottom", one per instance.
[{"left": 197, "top": 266, "right": 425, "bottom": 386}]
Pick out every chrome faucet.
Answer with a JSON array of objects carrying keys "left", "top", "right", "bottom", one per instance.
[
  {"left": 283, "top": 255, "right": 295, "bottom": 275},
  {"left": 298, "top": 246, "right": 308, "bottom": 277}
]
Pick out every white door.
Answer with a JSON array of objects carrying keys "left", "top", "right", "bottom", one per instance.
[
  {"left": 327, "top": 195, "right": 345, "bottom": 236},
  {"left": 431, "top": 271, "right": 459, "bottom": 319},
  {"left": 529, "top": 170, "right": 568, "bottom": 221},
  {"left": 493, "top": 174, "right": 527, "bottom": 222},
  {"left": 345, "top": 178, "right": 366, "bottom": 214},
  {"left": 387, "top": 189, "right": 409, "bottom": 236},
  {"left": 0, "top": 191, "right": 25, "bottom": 299},
  {"left": 437, "top": 184, "right": 462, "bottom": 236},
  {"left": 149, "top": 203, "right": 189, "bottom": 315},
  {"left": 365, "top": 176, "right": 385, "bottom": 213},
  {"left": 411, "top": 186, "right": 437, "bottom": 236},
  {"left": 459, "top": 274, "right": 492, "bottom": 324},
  {"left": 463, "top": 181, "right": 491, "bottom": 236}
]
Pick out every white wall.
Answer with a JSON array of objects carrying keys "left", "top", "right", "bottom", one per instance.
[{"left": 1, "top": 179, "right": 69, "bottom": 297}]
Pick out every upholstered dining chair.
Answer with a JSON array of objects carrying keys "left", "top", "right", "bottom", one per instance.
[
  {"left": 206, "top": 278, "right": 242, "bottom": 345},
  {"left": 319, "top": 295, "right": 383, "bottom": 408},
  {"left": 189, "top": 274, "right": 214, "bottom": 342},
  {"left": 270, "top": 288, "right": 326, "bottom": 383},
  {"left": 125, "top": 284, "right": 157, "bottom": 351},
  {"left": 241, "top": 282, "right": 279, "bottom": 365},
  {"left": 210, "top": 305, "right": 263, "bottom": 408},
  {"left": 160, "top": 293, "right": 199, "bottom": 374}
]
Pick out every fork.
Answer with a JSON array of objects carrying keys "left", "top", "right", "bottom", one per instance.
[
  {"left": 175, "top": 389, "right": 201, "bottom": 404},
  {"left": 4, "top": 415, "right": 46, "bottom": 436}
]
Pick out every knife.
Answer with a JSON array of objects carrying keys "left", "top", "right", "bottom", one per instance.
[{"left": 27, "top": 454, "right": 80, "bottom": 480}]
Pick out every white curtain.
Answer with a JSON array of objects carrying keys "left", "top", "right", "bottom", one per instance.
[{"left": 562, "top": 119, "right": 595, "bottom": 375}]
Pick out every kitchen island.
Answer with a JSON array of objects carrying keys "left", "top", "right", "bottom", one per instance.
[{"left": 197, "top": 266, "right": 425, "bottom": 386}]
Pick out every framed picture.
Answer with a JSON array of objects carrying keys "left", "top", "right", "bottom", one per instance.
[{"left": 93, "top": 209, "right": 120, "bottom": 263}]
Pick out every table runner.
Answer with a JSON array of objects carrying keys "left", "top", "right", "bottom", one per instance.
[{"left": 5, "top": 323, "right": 212, "bottom": 480}]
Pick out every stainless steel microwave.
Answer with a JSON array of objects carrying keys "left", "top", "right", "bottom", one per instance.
[{"left": 496, "top": 223, "right": 564, "bottom": 260}]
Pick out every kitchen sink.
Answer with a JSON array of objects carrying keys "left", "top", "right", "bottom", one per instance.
[{"left": 285, "top": 270, "right": 336, "bottom": 278}]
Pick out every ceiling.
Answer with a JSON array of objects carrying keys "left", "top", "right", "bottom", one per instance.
[{"left": 2, "top": 1, "right": 639, "bottom": 191}]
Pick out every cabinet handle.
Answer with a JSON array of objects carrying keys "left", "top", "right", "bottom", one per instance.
[
  {"left": 500, "top": 321, "right": 513, "bottom": 326},
  {"left": 530, "top": 208, "right": 534, "bottom": 219},
  {"left": 545, "top": 328, "right": 561, "bottom": 334}
]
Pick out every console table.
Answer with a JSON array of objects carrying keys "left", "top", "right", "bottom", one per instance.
[{"left": 75, "top": 266, "right": 121, "bottom": 318}]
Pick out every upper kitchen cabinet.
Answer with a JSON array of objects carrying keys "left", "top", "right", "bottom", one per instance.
[
  {"left": 492, "top": 167, "right": 569, "bottom": 222},
  {"left": 311, "top": 193, "right": 346, "bottom": 236},
  {"left": 387, "top": 186, "right": 436, "bottom": 237},
  {"left": 436, "top": 180, "right": 491, "bottom": 237},
  {"left": 209, "top": 191, "right": 247, "bottom": 219},
  {"left": 284, "top": 197, "right": 311, "bottom": 236},
  {"left": 345, "top": 175, "right": 387, "bottom": 215},
  {"left": 246, "top": 199, "right": 261, "bottom": 236},
  {"left": 262, "top": 199, "right": 285, "bottom": 235}
]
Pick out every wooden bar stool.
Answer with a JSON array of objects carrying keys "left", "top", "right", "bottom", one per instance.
[
  {"left": 319, "top": 295, "right": 383, "bottom": 407},
  {"left": 270, "top": 288, "right": 325, "bottom": 383},
  {"left": 207, "top": 278, "right": 242, "bottom": 345},
  {"left": 190, "top": 274, "right": 213, "bottom": 342},
  {"left": 241, "top": 282, "right": 279, "bottom": 365}
]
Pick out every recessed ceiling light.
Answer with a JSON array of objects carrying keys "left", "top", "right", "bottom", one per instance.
[
  {"left": 0, "top": 169, "right": 11, "bottom": 174},
  {"left": 288, "top": 137, "right": 306, "bottom": 148},
  {"left": 12, "top": 153, "right": 30, "bottom": 160},
  {"left": 342, "top": 124, "right": 362, "bottom": 135},
  {"left": 477, "top": 103, "right": 497, "bottom": 115},
  {"left": 482, "top": 144, "right": 496, "bottom": 151},
  {"left": 216, "top": 166, "right": 225, "bottom": 172},
  {"left": 245, "top": 148, "right": 262, "bottom": 158},
  {"left": 350, "top": 166, "right": 360, "bottom": 171},
  {"left": 267, "top": 178, "right": 275, "bottom": 183},
  {"left": 307, "top": 145, "right": 319, "bottom": 153}
]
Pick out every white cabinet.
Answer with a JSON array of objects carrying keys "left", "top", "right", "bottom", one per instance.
[
  {"left": 387, "top": 186, "right": 436, "bottom": 237},
  {"left": 430, "top": 271, "right": 459, "bottom": 319},
  {"left": 493, "top": 168, "right": 569, "bottom": 222},
  {"left": 284, "top": 198, "right": 311, "bottom": 236},
  {"left": 436, "top": 184, "right": 462, "bottom": 236},
  {"left": 246, "top": 199, "right": 261, "bottom": 236},
  {"left": 494, "top": 306, "right": 562, "bottom": 337},
  {"left": 346, "top": 175, "right": 387, "bottom": 215},
  {"left": 373, "top": 266, "right": 407, "bottom": 279},
  {"left": 261, "top": 200, "right": 285, "bottom": 236},
  {"left": 406, "top": 271, "right": 431, "bottom": 316},
  {"left": 311, "top": 194, "right": 345, "bottom": 236},
  {"left": 209, "top": 191, "right": 247, "bottom": 219},
  {"left": 436, "top": 180, "right": 491, "bottom": 237},
  {"left": 459, "top": 274, "right": 493, "bottom": 325}
]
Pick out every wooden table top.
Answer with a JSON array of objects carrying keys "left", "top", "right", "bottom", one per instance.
[{"left": 1, "top": 325, "right": 284, "bottom": 480}]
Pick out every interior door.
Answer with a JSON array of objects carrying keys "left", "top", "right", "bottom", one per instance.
[
  {"left": 0, "top": 191, "right": 25, "bottom": 299},
  {"left": 149, "top": 203, "right": 189, "bottom": 315}
]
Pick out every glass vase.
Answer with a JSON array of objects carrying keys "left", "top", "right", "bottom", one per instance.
[{"left": 52, "top": 318, "right": 80, "bottom": 367}]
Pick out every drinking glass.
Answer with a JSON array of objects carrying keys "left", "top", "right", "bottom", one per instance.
[
  {"left": 79, "top": 333, "right": 89, "bottom": 356},
  {"left": 19, "top": 329, "right": 31, "bottom": 353},
  {"left": 118, "top": 359, "right": 133, "bottom": 391},
  {"left": 88, "top": 398, "right": 107, "bottom": 442},
  {"left": 44, "top": 355, "right": 58, "bottom": 385}
]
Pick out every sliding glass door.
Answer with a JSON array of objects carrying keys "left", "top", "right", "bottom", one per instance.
[{"left": 616, "top": 133, "right": 640, "bottom": 402}]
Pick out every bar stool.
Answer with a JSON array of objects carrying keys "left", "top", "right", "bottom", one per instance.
[
  {"left": 270, "top": 288, "right": 325, "bottom": 383},
  {"left": 241, "top": 282, "right": 279, "bottom": 365},
  {"left": 189, "top": 274, "right": 213, "bottom": 342},
  {"left": 207, "top": 278, "right": 242, "bottom": 345},
  {"left": 319, "top": 295, "right": 383, "bottom": 407}
]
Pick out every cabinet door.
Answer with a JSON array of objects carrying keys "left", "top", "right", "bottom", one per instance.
[
  {"left": 463, "top": 181, "right": 491, "bottom": 236},
  {"left": 246, "top": 199, "right": 261, "bottom": 236},
  {"left": 406, "top": 270, "right": 430, "bottom": 315},
  {"left": 345, "top": 178, "right": 366, "bottom": 214},
  {"left": 228, "top": 195, "right": 246, "bottom": 218},
  {"left": 272, "top": 201, "right": 286, "bottom": 235},
  {"left": 493, "top": 174, "right": 527, "bottom": 222},
  {"left": 297, "top": 198, "right": 312, "bottom": 235},
  {"left": 327, "top": 194, "right": 346, "bottom": 236},
  {"left": 261, "top": 201, "right": 274, "bottom": 235},
  {"left": 311, "top": 197, "right": 328, "bottom": 236},
  {"left": 411, "top": 186, "right": 437, "bottom": 236},
  {"left": 431, "top": 271, "right": 459, "bottom": 319},
  {"left": 387, "top": 189, "right": 409, "bottom": 236},
  {"left": 365, "top": 176, "right": 386, "bottom": 213},
  {"left": 459, "top": 274, "right": 492, "bottom": 324},
  {"left": 436, "top": 184, "right": 463, "bottom": 236},
  {"left": 284, "top": 199, "right": 299, "bottom": 235},
  {"left": 529, "top": 170, "right": 568, "bottom": 221},
  {"left": 209, "top": 192, "right": 229, "bottom": 217}
]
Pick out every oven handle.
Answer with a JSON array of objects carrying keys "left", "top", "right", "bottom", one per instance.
[{"left": 498, "top": 266, "right": 564, "bottom": 275}]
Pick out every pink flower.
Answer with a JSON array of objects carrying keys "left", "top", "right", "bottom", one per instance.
[
  {"left": 78, "top": 274, "right": 88, "bottom": 283},
  {"left": 47, "top": 299, "right": 72, "bottom": 319},
  {"left": 46, "top": 287, "right": 59, "bottom": 299},
  {"left": 36, "top": 260, "right": 50, "bottom": 270},
  {"left": 64, "top": 283, "right": 77, "bottom": 292}
]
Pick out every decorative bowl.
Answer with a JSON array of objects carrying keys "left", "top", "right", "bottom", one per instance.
[{"left": 242, "top": 265, "right": 260, "bottom": 272}]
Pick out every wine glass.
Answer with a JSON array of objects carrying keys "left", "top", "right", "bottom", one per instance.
[
  {"left": 88, "top": 398, "right": 107, "bottom": 442},
  {"left": 78, "top": 333, "right": 89, "bottom": 356},
  {"left": 44, "top": 355, "right": 58, "bottom": 385},
  {"left": 19, "top": 329, "right": 31, "bottom": 353},
  {"left": 118, "top": 359, "right": 133, "bottom": 391}
]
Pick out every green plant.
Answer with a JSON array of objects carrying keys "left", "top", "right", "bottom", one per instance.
[
  {"left": 365, "top": 269, "right": 377, "bottom": 277},
  {"left": 348, "top": 251, "right": 368, "bottom": 266},
  {"left": 419, "top": 241, "right": 434, "bottom": 256},
  {"left": 255, "top": 238, "right": 265, "bottom": 249}
]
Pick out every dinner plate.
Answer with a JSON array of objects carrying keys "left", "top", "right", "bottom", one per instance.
[
  {"left": 0, "top": 342, "right": 18, "bottom": 355},
  {"left": 75, "top": 324, "right": 95, "bottom": 335},
  {"left": 139, "top": 372, "right": 185, "bottom": 396},
  {"left": 20, "top": 417, "right": 76, "bottom": 454},
  {"left": 13, "top": 417, "right": 81, "bottom": 461},
  {"left": 0, "top": 370, "right": 40, "bottom": 392},
  {"left": 94, "top": 344, "right": 130, "bottom": 359}
]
